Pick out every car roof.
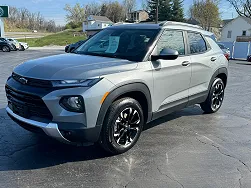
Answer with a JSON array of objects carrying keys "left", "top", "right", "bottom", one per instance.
[
  {"left": 110, "top": 23, "right": 161, "bottom": 30},
  {"left": 109, "top": 22, "right": 214, "bottom": 37}
]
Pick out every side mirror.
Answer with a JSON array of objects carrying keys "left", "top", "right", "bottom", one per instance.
[{"left": 151, "top": 48, "right": 179, "bottom": 61}]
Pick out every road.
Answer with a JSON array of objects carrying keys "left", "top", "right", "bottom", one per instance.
[
  {"left": 5, "top": 32, "right": 47, "bottom": 39},
  {"left": 0, "top": 50, "right": 251, "bottom": 188}
]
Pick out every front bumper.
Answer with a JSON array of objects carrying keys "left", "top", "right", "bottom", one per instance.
[
  {"left": 6, "top": 106, "right": 72, "bottom": 144},
  {"left": 6, "top": 75, "right": 115, "bottom": 144}
]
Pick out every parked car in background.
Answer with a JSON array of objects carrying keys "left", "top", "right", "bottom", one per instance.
[
  {"left": 7, "top": 38, "right": 29, "bottom": 51},
  {"left": 217, "top": 43, "right": 230, "bottom": 60},
  {"left": 7, "top": 38, "right": 20, "bottom": 51},
  {"left": 0, "top": 38, "right": 16, "bottom": 52},
  {"left": 65, "top": 40, "right": 86, "bottom": 53},
  {"left": 19, "top": 42, "right": 29, "bottom": 51}
]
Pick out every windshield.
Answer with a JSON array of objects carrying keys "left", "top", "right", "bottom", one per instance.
[{"left": 76, "top": 28, "right": 159, "bottom": 61}]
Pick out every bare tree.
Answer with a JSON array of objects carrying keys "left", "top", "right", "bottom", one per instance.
[
  {"left": 226, "top": 0, "right": 251, "bottom": 18},
  {"left": 5, "top": 6, "right": 63, "bottom": 32},
  {"left": 190, "top": 0, "right": 221, "bottom": 31},
  {"left": 105, "top": 1, "right": 126, "bottom": 22},
  {"left": 64, "top": 3, "right": 86, "bottom": 24},
  {"left": 123, "top": 0, "right": 136, "bottom": 17},
  {"left": 85, "top": 2, "right": 101, "bottom": 16}
]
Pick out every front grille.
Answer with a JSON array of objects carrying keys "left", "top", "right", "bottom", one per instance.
[
  {"left": 12, "top": 72, "right": 52, "bottom": 88},
  {"left": 6, "top": 85, "right": 53, "bottom": 120}
]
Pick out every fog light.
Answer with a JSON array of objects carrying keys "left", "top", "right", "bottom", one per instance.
[{"left": 60, "top": 96, "right": 85, "bottom": 112}]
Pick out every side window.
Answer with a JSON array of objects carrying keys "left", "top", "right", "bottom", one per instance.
[
  {"left": 188, "top": 32, "right": 207, "bottom": 54},
  {"left": 157, "top": 30, "right": 185, "bottom": 55}
]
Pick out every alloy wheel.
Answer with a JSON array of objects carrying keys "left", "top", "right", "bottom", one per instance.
[
  {"left": 113, "top": 107, "right": 141, "bottom": 148},
  {"left": 211, "top": 81, "right": 224, "bottom": 111}
]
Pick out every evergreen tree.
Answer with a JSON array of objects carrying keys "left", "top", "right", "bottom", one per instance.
[
  {"left": 148, "top": 0, "right": 184, "bottom": 22},
  {"left": 171, "top": 0, "right": 184, "bottom": 21},
  {"left": 159, "top": 0, "right": 172, "bottom": 21},
  {"left": 148, "top": 0, "right": 157, "bottom": 21}
]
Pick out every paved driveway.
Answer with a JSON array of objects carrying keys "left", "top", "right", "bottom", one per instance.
[{"left": 0, "top": 50, "right": 251, "bottom": 188}]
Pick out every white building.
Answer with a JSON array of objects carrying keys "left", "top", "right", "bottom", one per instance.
[
  {"left": 83, "top": 15, "right": 113, "bottom": 36},
  {"left": 221, "top": 16, "right": 251, "bottom": 42}
]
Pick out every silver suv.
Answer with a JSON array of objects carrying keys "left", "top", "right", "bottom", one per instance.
[{"left": 5, "top": 22, "right": 228, "bottom": 154}]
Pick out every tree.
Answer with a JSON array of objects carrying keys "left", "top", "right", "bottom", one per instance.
[
  {"left": 105, "top": 1, "right": 126, "bottom": 22},
  {"left": 148, "top": 0, "right": 158, "bottom": 21},
  {"left": 171, "top": 0, "right": 184, "bottom": 22},
  {"left": 148, "top": 0, "right": 184, "bottom": 22},
  {"left": 100, "top": 3, "right": 108, "bottom": 16},
  {"left": 123, "top": 0, "right": 136, "bottom": 17},
  {"left": 85, "top": 2, "right": 101, "bottom": 16},
  {"left": 226, "top": 0, "right": 251, "bottom": 18},
  {"left": 5, "top": 6, "right": 62, "bottom": 32},
  {"left": 189, "top": 0, "right": 221, "bottom": 30},
  {"left": 159, "top": 0, "right": 172, "bottom": 21},
  {"left": 64, "top": 3, "right": 86, "bottom": 24}
]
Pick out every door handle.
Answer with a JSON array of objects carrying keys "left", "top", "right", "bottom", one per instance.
[
  {"left": 182, "top": 61, "right": 190, "bottom": 66},
  {"left": 211, "top": 57, "right": 217, "bottom": 61}
]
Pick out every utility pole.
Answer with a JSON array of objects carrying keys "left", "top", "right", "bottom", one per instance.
[{"left": 155, "top": 0, "right": 159, "bottom": 24}]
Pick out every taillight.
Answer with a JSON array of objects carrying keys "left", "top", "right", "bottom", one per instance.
[{"left": 224, "top": 53, "right": 229, "bottom": 60}]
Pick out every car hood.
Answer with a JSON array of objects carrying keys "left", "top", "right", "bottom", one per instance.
[{"left": 14, "top": 54, "right": 138, "bottom": 80}]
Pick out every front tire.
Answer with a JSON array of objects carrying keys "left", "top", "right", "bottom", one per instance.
[
  {"left": 99, "top": 98, "right": 144, "bottom": 154},
  {"left": 200, "top": 78, "right": 225, "bottom": 113}
]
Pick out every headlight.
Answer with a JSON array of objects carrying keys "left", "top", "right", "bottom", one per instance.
[
  {"left": 52, "top": 78, "right": 102, "bottom": 87},
  {"left": 60, "top": 96, "right": 85, "bottom": 112}
]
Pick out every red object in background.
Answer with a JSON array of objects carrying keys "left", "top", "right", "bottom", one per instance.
[{"left": 224, "top": 53, "right": 229, "bottom": 60}]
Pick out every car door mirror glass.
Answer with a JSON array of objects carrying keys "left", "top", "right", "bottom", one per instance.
[{"left": 151, "top": 48, "right": 179, "bottom": 61}]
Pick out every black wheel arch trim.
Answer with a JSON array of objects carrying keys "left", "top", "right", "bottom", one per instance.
[
  {"left": 96, "top": 82, "right": 152, "bottom": 127},
  {"left": 208, "top": 67, "right": 228, "bottom": 90}
]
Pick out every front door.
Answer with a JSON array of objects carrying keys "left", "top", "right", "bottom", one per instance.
[{"left": 151, "top": 29, "right": 192, "bottom": 112}]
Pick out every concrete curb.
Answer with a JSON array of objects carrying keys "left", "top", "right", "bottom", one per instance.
[{"left": 29, "top": 46, "right": 65, "bottom": 50}]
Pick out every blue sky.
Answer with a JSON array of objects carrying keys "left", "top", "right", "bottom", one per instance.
[{"left": 1, "top": 0, "right": 238, "bottom": 25}]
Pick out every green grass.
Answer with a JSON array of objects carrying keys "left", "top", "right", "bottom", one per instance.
[{"left": 18, "top": 29, "right": 87, "bottom": 47}]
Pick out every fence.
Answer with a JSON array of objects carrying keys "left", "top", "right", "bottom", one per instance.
[{"left": 221, "top": 41, "right": 251, "bottom": 60}]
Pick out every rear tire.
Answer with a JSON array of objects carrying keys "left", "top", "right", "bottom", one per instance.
[
  {"left": 200, "top": 78, "right": 225, "bottom": 113},
  {"left": 99, "top": 97, "right": 144, "bottom": 154},
  {"left": 2, "top": 46, "right": 10, "bottom": 52}
]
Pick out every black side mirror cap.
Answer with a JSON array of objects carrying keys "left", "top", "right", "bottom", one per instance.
[{"left": 151, "top": 48, "right": 179, "bottom": 61}]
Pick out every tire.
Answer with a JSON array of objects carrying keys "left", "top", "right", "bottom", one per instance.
[
  {"left": 99, "top": 97, "right": 144, "bottom": 154},
  {"left": 2, "top": 46, "right": 10, "bottom": 52},
  {"left": 20, "top": 45, "right": 25, "bottom": 51},
  {"left": 200, "top": 77, "right": 225, "bottom": 113},
  {"left": 70, "top": 48, "right": 75, "bottom": 53}
]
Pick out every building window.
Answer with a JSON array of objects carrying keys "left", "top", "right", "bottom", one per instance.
[
  {"left": 242, "top": 30, "right": 247, "bottom": 36},
  {"left": 227, "top": 31, "right": 232, "bottom": 38}
]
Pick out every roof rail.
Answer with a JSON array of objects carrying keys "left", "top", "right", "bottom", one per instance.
[{"left": 159, "top": 21, "right": 203, "bottom": 29}]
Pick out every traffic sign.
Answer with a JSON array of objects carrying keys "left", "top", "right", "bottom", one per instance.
[{"left": 0, "top": 6, "right": 9, "bottom": 18}]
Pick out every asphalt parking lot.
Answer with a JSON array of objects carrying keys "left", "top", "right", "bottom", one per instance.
[{"left": 1, "top": 49, "right": 251, "bottom": 188}]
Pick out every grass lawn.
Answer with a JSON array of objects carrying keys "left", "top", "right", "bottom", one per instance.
[{"left": 19, "top": 29, "right": 87, "bottom": 47}]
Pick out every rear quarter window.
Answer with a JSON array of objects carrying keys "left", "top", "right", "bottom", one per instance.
[{"left": 187, "top": 32, "right": 207, "bottom": 54}]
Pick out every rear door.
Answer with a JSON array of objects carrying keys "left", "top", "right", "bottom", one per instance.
[{"left": 187, "top": 32, "right": 215, "bottom": 100}]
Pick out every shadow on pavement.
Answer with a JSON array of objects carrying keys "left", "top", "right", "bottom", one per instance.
[
  {"left": 0, "top": 106, "right": 203, "bottom": 171},
  {"left": 236, "top": 63, "right": 251, "bottom": 65}
]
